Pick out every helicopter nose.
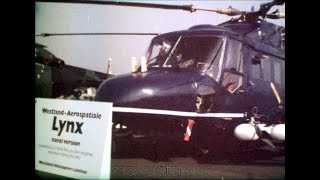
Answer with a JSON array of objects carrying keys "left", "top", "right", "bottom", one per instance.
[
  {"left": 95, "top": 75, "right": 138, "bottom": 104},
  {"left": 95, "top": 69, "right": 204, "bottom": 110}
]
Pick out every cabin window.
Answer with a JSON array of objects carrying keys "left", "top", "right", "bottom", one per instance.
[
  {"left": 271, "top": 57, "right": 284, "bottom": 87},
  {"left": 252, "top": 63, "right": 261, "bottom": 79},
  {"left": 274, "top": 61, "right": 281, "bottom": 84},
  {"left": 222, "top": 39, "right": 243, "bottom": 93},
  {"left": 261, "top": 57, "right": 271, "bottom": 82},
  {"left": 251, "top": 53, "right": 261, "bottom": 79},
  {"left": 281, "top": 60, "right": 285, "bottom": 85},
  {"left": 251, "top": 53, "right": 284, "bottom": 87}
]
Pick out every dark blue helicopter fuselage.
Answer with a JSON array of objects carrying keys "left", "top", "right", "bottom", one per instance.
[{"left": 95, "top": 22, "right": 285, "bottom": 143}]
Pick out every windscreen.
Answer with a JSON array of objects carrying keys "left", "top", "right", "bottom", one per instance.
[{"left": 147, "top": 36, "right": 225, "bottom": 80}]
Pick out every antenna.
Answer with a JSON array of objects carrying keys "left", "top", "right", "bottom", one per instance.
[{"left": 107, "top": 58, "right": 112, "bottom": 75}]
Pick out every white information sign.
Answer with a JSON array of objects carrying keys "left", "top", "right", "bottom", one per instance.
[{"left": 35, "top": 98, "right": 113, "bottom": 179}]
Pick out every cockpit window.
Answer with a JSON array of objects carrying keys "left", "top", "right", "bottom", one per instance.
[
  {"left": 147, "top": 36, "right": 225, "bottom": 80},
  {"left": 222, "top": 39, "right": 244, "bottom": 93},
  {"left": 147, "top": 41, "right": 172, "bottom": 67}
]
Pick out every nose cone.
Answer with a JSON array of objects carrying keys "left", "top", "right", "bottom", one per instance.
[{"left": 95, "top": 69, "right": 203, "bottom": 111}]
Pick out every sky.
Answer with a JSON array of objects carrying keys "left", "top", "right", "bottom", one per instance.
[{"left": 35, "top": 0, "right": 285, "bottom": 75}]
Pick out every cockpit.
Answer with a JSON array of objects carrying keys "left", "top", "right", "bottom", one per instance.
[
  {"left": 147, "top": 35, "right": 245, "bottom": 93},
  {"left": 147, "top": 36, "right": 226, "bottom": 82}
]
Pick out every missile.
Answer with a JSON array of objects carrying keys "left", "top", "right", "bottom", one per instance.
[
  {"left": 234, "top": 123, "right": 285, "bottom": 141},
  {"left": 234, "top": 123, "right": 260, "bottom": 141},
  {"left": 270, "top": 124, "right": 285, "bottom": 141}
]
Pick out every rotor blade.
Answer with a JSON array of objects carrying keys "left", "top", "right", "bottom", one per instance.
[
  {"left": 35, "top": 0, "right": 194, "bottom": 12},
  {"left": 192, "top": 6, "right": 242, "bottom": 16},
  {"left": 35, "top": 32, "right": 159, "bottom": 37},
  {"left": 266, "top": 12, "right": 285, "bottom": 19},
  {"left": 35, "top": 0, "right": 245, "bottom": 16}
]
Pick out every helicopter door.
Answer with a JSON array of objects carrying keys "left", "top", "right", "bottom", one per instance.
[
  {"left": 221, "top": 39, "right": 244, "bottom": 93},
  {"left": 247, "top": 49, "right": 285, "bottom": 118}
]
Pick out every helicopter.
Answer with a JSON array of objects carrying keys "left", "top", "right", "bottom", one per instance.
[
  {"left": 36, "top": 0, "right": 285, "bottom": 155},
  {"left": 35, "top": 42, "right": 111, "bottom": 99}
]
